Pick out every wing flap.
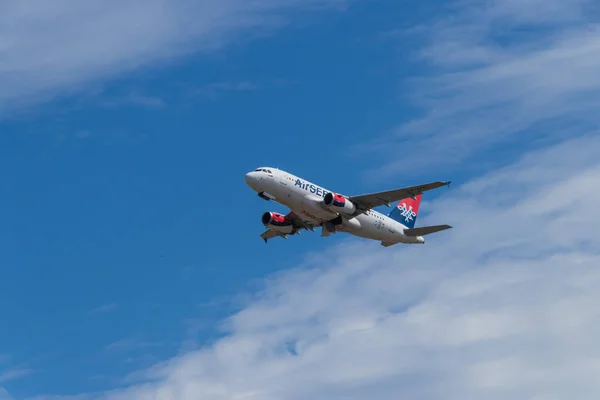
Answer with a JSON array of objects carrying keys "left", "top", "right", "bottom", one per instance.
[
  {"left": 286, "top": 211, "right": 316, "bottom": 232},
  {"left": 403, "top": 224, "right": 452, "bottom": 237},
  {"left": 350, "top": 181, "right": 450, "bottom": 212},
  {"left": 260, "top": 229, "right": 281, "bottom": 242}
]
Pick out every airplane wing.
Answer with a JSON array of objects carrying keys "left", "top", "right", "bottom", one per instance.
[
  {"left": 349, "top": 181, "right": 451, "bottom": 213},
  {"left": 260, "top": 210, "right": 317, "bottom": 243}
]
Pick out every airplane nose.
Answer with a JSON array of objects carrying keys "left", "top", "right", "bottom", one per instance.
[{"left": 245, "top": 171, "right": 258, "bottom": 187}]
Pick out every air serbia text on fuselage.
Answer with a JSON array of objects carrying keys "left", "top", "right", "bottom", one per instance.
[{"left": 294, "top": 179, "right": 330, "bottom": 197}]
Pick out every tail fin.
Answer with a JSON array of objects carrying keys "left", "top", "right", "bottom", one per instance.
[{"left": 388, "top": 194, "right": 421, "bottom": 229}]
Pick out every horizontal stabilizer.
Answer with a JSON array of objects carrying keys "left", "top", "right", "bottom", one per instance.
[{"left": 403, "top": 224, "right": 452, "bottom": 237}]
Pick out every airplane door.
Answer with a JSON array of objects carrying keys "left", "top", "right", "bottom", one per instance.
[{"left": 279, "top": 172, "right": 292, "bottom": 198}]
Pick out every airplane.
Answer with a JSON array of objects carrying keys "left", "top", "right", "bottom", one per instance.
[{"left": 244, "top": 167, "right": 453, "bottom": 246}]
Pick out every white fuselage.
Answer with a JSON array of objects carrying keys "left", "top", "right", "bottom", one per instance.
[{"left": 245, "top": 168, "right": 424, "bottom": 244}]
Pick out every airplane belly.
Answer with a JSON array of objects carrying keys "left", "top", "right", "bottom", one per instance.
[
  {"left": 345, "top": 214, "right": 373, "bottom": 239},
  {"left": 286, "top": 195, "right": 302, "bottom": 211},
  {"left": 381, "top": 227, "right": 398, "bottom": 242},
  {"left": 352, "top": 214, "right": 397, "bottom": 241},
  {"left": 300, "top": 194, "right": 337, "bottom": 221},
  {"left": 341, "top": 216, "right": 361, "bottom": 231}
]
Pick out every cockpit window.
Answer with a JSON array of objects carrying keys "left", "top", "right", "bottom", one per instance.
[{"left": 254, "top": 168, "right": 272, "bottom": 173}]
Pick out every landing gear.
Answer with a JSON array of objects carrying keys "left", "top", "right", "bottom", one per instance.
[
  {"left": 321, "top": 215, "right": 343, "bottom": 237},
  {"left": 321, "top": 224, "right": 334, "bottom": 237}
]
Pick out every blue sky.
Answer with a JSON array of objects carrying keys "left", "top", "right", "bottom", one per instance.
[{"left": 2, "top": 0, "right": 600, "bottom": 399}]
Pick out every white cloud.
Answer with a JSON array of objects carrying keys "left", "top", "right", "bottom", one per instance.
[
  {"left": 363, "top": 0, "right": 600, "bottom": 177},
  {"left": 0, "top": 0, "right": 347, "bottom": 113},
  {"left": 0, "top": 389, "right": 13, "bottom": 400},
  {"left": 22, "top": 135, "right": 600, "bottom": 400},
  {"left": 88, "top": 303, "right": 118, "bottom": 315},
  {"left": 0, "top": 368, "right": 34, "bottom": 383},
  {"left": 98, "top": 93, "right": 167, "bottom": 109}
]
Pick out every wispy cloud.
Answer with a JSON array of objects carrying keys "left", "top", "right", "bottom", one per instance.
[
  {"left": 0, "top": 389, "right": 13, "bottom": 400},
  {"left": 206, "top": 81, "right": 262, "bottom": 92},
  {"left": 0, "top": 368, "right": 34, "bottom": 383},
  {"left": 363, "top": 0, "right": 600, "bottom": 178},
  {"left": 0, "top": 0, "right": 348, "bottom": 114},
  {"left": 104, "top": 337, "right": 162, "bottom": 352},
  {"left": 88, "top": 303, "right": 118, "bottom": 315},
  {"left": 189, "top": 80, "right": 263, "bottom": 101},
  {"left": 25, "top": 134, "right": 600, "bottom": 399},
  {"left": 98, "top": 93, "right": 167, "bottom": 109}
]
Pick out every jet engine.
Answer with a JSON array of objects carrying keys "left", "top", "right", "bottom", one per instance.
[
  {"left": 261, "top": 212, "right": 294, "bottom": 234},
  {"left": 323, "top": 192, "right": 356, "bottom": 214}
]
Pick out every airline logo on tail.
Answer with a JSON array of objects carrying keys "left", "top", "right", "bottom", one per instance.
[
  {"left": 397, "top": 202, "right": 417, "bottom": 223},
  {"left": 388, "top": 194, "right": 422, "bottom": 229}
]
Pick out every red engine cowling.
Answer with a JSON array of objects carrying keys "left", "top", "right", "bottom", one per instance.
[
  {"left": 261, "top": 212, "right": 294, "bottom": 234},
  {"left": 323, "top": 192, "right": 356, "bottom": 214}
]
